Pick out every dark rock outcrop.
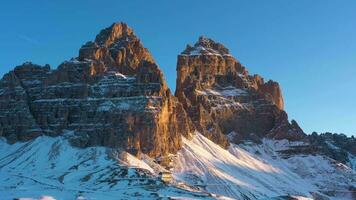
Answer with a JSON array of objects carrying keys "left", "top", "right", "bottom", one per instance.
[
  {"left": 0, "top": 22, "right": 193, "bottom": 157},
  {"left": 308, "top": 132, "right": 356, "bottom": 165},
  {"left": 175, "top": 36, "right": 305, "bottom": 146}
]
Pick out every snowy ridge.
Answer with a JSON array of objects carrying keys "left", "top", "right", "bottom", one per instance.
[
  {"left": 0, "top": 136, "right": 218, "bottom": 200},
  {"left": 173, "top": 133, "right": 314, "bottom": 199},
  {"left": 173, "top": 133, "right": 356, "bottom": 200},
  {"left": 1, "top": 133, "right": 354, "bottom": 199}
]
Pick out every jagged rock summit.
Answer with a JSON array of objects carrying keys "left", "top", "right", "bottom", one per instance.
[
  {"left": 182, "top": 36, "right": 230, "bottom": 56},
  {"left": 0, "top": 22, "right": 193, "bottom": 157},
  {"left": 175, "top": 36, "right": 304, "bottom": 146},
  {"left": 1, "top": 22, "right": 355, "bottom": 200},
  {"left": 78, "top": 22, "right": 155, "bottom": 75},
  {"left": 0, "top": 23, "right": 305, "bottom": 157}
]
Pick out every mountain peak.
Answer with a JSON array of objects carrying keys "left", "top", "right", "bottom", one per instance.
[
  {"left": 181, "top": 36, "right": 230, "bottom": 56},
  {"left": 78, "top": 22, "right": 155, "bottom": 75},
  {"left": 94, "top": 22, "right": 135, "bottom": 46},
  {"left": 0, "top": 22, "right": 194, "bottom": 158}
]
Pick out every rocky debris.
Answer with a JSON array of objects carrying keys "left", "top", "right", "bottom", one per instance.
[
  {"left": 175, "top": 36, "right": 305, "bottom": 147},
  {"left": 0, "top": 22, "right": 193, "bottom": 158}
]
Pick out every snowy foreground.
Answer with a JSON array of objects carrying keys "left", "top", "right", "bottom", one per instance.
[
  {"left": 174, "top": 133, "right": 355, "bottom": 200},
  {"left": 0, "top": 133, "right": 355, "bottom": 200},
  {"left": 0, "top": 136, "right": 217, "bottom": 200}
]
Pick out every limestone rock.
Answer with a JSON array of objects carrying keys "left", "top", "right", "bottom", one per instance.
[
  {"left": 0, "top": 23, "right": 193, "bottom": 157},
  {"left": 175, "top": 36, "right": 305, "bottom": 146}
]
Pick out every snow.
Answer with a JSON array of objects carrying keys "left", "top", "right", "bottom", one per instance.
[
  {"left": 182, "top": 45, "right": 231, "bottom": 57},
  {"left": 124, "top": 153, "right": 155, "bottom": 174},
  {"left": 97, "top": 101, "right": 131, "bottom": 112},
  {"left": 67, "top": 58, "right": 83, "bottom": 64},
  {"left": 195, "top": 87, "right": 248, "bottom": 110},
  {"left": 22, "top": 80, "right": 42, "bottom": 85},
  {"left": 190, "top": 46, "right": 220, "bottom": 56},
  {"left": 195, "top": 86, "right": 247, "bottom": 97},
  {"left": 290, "top": 196, "right": 313, "bottom": 200},
  {"left": 105, "top": 71, "right": 130, "bottom": 79},
  {"left": 113, "top": 72, "right": 127, "bottom": 79},
  {"left": 1, "top": 131, "right": 354, "bottom": 199},
  {"left": 325, "top": 140, "right": 341, "bottom": 150},
  {"left": 284, "top": 154, "right": 355, "bottom": 199},
  {"left": 173, "top": 132, "right": 355, "bottom": 200},
  {"left": 243, "top": 139, "right": 356, "bottom": 200},
  {"left": 0, "top": 136, "right": 216, "bottom": 200},
  {"left": 39, "top": 196, "right": 56, "bottom": 200},
  {"left": 173, "top": 132, "right": 314, "bottom": 199}
]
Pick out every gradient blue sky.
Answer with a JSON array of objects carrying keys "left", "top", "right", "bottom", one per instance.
[{"left": 0, "top": 0, "right": 355, "bottom": 136}]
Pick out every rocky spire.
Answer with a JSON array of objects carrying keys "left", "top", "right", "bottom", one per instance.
[
  {"left": 78, "top": 22, "right": 154, "bottom": 76},
  {"left": 175, "top": 37, "right": 304, "bottom": 146},
  {"left": 0, "top": 22, "right": 194, "bottom": 158},
  {"left": 94, "top": 22, "right": 134, "bottom": 46},
  {"left": 181, "top": 36, "right": 230, "bottom": 56}
]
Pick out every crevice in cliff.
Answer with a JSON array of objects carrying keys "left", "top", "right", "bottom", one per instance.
[{"left": 12, "top": 71, "right": 45, "bottom": 138}]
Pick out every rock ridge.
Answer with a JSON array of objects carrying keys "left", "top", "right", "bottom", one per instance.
[
  {"left": 175, "top": 36, "right": 305, "bottom": 146},
  {"left": 1, "top": 23, "right": 305, "bottom": 157},
  {"left": 0, "top": 22, "right": 193, "bottom": 158}
]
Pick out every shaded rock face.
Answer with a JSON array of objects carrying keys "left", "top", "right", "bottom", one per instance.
[
  {"left": 308, "top": 132, "right": 356, "bottom": 165},
  {"left": 0, "top": 23, "right": 193, "bottom": 157},
  {"left": 175, "top": 36, "right": 304, "bottom": 146}
]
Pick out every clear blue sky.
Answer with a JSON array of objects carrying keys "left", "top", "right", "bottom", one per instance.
[{"left": 0, "top": 0, "right": 355, "bottom": 136}]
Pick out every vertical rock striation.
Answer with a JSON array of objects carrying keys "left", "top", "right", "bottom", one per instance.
[
  {"left": 0, "top": 23, "right": 193, "bottom": 157},
  {"left": 175, "top": 36, "right": 304, "bottom": 146},
  {"left": 0, "top": 24, "right": 306, "bottom": 156}
]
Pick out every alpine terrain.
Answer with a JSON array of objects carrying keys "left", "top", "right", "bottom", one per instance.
[{"left": 0, "top": 22, "right": 355, "bottom": 200}]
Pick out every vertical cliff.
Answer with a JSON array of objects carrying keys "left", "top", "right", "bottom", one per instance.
[
  {"left": 0, "top": 23, "right": 193, "bottom": 157},
  {"left": 175, "top": 36, "right": 304, "bottom": 146}
]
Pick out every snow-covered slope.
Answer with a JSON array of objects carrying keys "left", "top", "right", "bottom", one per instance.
[
  {"left": 173, "top": 133, "right": 356, "bottom": 200},
  {"left": 0, "top": 136, "right": 217, "bottom": 200},
  {"left": 1, "top": 133, "right": 354, "bottom": 200}
]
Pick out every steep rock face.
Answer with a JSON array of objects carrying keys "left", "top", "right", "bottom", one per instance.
[
  {"left": 307, "top": 132, "right": 356, "bottom": 167},
  {"left": 0, "top": 23, "right": 193, "bottom": 157},
  {"left": 175, "top": 37, "right": 304, "bottom": 146},
  {"left": 78, "top": 23, "right": 154, "bottom": 76}
]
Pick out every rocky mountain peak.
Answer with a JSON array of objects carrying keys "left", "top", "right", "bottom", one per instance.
[
  {"left": 0, "top": 22, "right": 193, "bottom": 158},
  {"left": 176, "top": 37, "right": 304, "bottom": 146},
  {"left": 1, "top": 22, "right": 303, "bottom": 155},
  {"left": 181, "top": 36, "right": 230, "bottom": 56},
  {"left": 94, "top": 22, "right": 134, "bottom": 46},
  {"left": 1, "top": 22, "right": 354, "bottom": 200},
  {"left": 78, "top": 22, "right": 154, "bottom": 75}
]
